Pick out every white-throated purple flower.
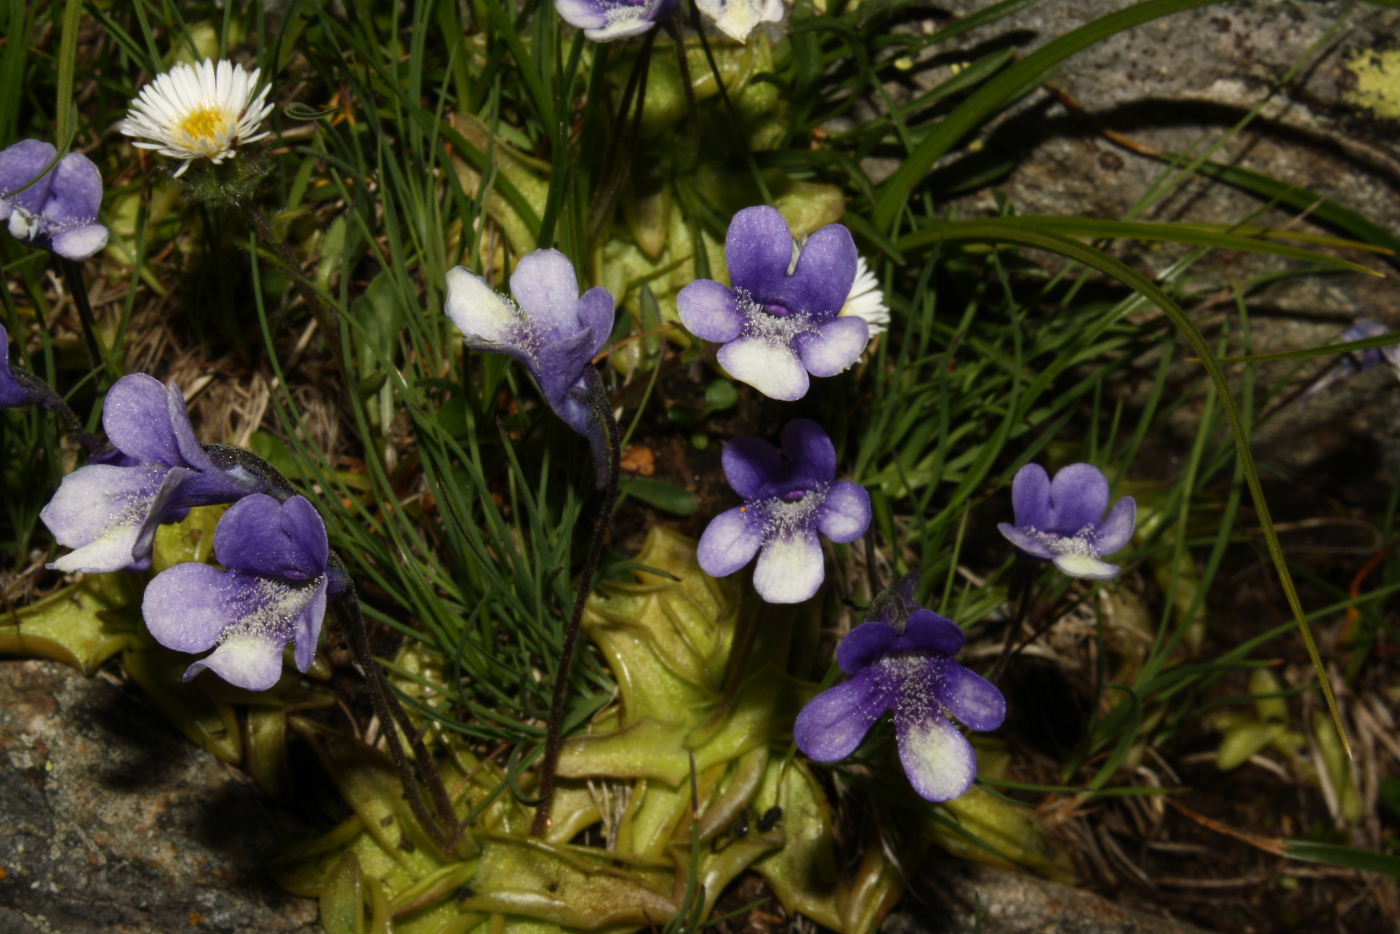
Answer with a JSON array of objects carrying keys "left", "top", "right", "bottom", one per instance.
[
  {"left": 679, "top": 206, "right": 866, "bottom": 402},
  {"left": 445, "top": 249, "right": 616, "bottom": 471},
  {"left": 698, "top": 418, "right": 870, "bottom": 604},
  {"left": 794, "top": 584, "right": 1006, "bottom": 802},
  {"left": 0, "top": 139, "right": 108, "bottom": 260},
  {"left": 40, "top": 373, "right": 265, "bottom": 574},
  {"left": 555, "top": 0, "right": 677, "bottom": 40},
  {"left": 120, "top": 59, "right": 274, "bottom": 178},
  {"left": 694, "top": 0, "right": 785, "bottom": 42},
  {"left": 997, "top": 463, "right": 1135, "bottom": 580},
  {"left": 143, "top": 494, "right": 329, "bottom": 692}
]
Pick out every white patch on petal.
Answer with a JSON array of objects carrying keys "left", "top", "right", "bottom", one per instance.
[
  {"left": 445, "top": 267, "right": 526, "bottom": 345},
  {"left": 48, "top": 522, "right": 141, "bottom": 574},
  {"left": 695, "top": 0, "right": 785, "bottom": 41},
  {"left": 53, "top": 224, "right": 109, "bottom": 261},
  {"left": 839, "top": 255, "right": 889, "bottom": 336},
  {"left": 896, "top": 707, "right": 976, "bottom": 802},
  {"left": 191, "top": 633, "right": 285, "bottom": 691},
  {"left": 718, "top": 336, "right": 808, "bottom": 401},
  {"left": 1052, "top": 552, "right": 1119, "bottom": 579},
  {"left": 753, "top": 530, "right": 823, "bottom": 603}
]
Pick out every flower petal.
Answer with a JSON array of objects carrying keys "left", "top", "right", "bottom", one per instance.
[
  {"left": 0, "top": 140, "right": 57, "bottom": 215},
  {"left": 677, "top": 279, "right": 743, "bottom": 343},
  {"left": 143, "top": 562, "right": 243, "bottom": 653},
  {"left": 445, "top": 266, "right": 518, "bottom": 344},
  {"left": 724, "top": 206, "right": 794, "bottom": 296},
  {"left": 894, "top": 703, "right": 977, "bottom": 802},
  {"left": 996, "top": 522, "right": 1055, "bottom": 561},
  {"left": 780, "top": 418, "right": 836, "bottom": 484},
  {"left": 577, "top": 285, "right": 616, "bottom": 358},
  {"left": 44, "top": 152, "right": 104, "bottom": 227},
  {"left": 794, "top": 666, "right": 892, "bottom": 762},
  {"left": 717, "top": 336, "right": 808, "bottom": 401},
  {"left": 1051, "top": 552, "right": 1120, "bottom": 580},
  {"left": 933, "top": 662, "right": 1006, "bottom": 732},
  {"left": 509, "top": 248, "right": 582, "bottom": 339},
  {"left": 41, "top": 463, "right": 192, "bottom": 573},
  {"left": 554, "top": 0, "right": 609, "bottom": 29},
  {"left": 214, "top": 494, "right": 329, "bottom": 579},
  {"left": 292, "top": 578, "right": 329, "bottom": 673},
  {"left": 1048, "top": 463, "right": 1109, "bottom": 533},
  {"left": 835, "top": 619, "right": 898, "bottom": 674},
  {"left": 902, "top": 608, "right": 966, "bottom": 656},
  {"left": 721, "top": 435, "right": 783, "bottom": 499},
  {"left": 51, "top": 224, "right": 108, "bottom": 260},
  {"left": 102, "top": 374, "right": 183, "bottom": 466},
  {"left": 816, "top": 481, "right": 870, "bottom": 544},
  {"left": 794, "top": 315, "right": 868, "bottom": 378},
  {"left": 778, "top": 223, "right": 858, "bottom": 316},
  {"left": 697, "top": 506, "right": 763, "bottom": 578},
  {"left": 753, "top": 528, "right": 823, "bottom": 604},
  {"left": 1009, "top": 463, "right": 1051, "bottom": 530},
  {"left": 185, "top": 633, "right": 285, "bottom": 692},
  {"left": 1095, "top": 496, "right": 1136, "bottom": 555}
]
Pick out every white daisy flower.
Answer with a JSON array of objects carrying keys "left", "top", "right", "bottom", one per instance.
[
  {"left": 120, "top": 59, "right": 274, "bottom": 177},
  {"left": 839, "top": 254, "right": 889, "bottom": 336}
]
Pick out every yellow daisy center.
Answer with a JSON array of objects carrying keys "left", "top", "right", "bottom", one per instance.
[{"left": 177, "top": 105, "right": 234, "bottom": 149}]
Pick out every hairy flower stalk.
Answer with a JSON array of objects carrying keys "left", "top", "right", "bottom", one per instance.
[{"left": 531, "top": 369, "right": 621, "bottom": 837}]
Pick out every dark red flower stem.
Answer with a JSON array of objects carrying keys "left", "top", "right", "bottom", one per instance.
[{"left": 531, "top": 369, "right": 620, "bottom": 837}]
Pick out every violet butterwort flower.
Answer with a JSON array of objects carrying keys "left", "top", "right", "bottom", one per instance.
[
  {"left": 143, "top": 494, "right": 329, "bottom": 692},
  {"left": 555, "top": 0, "right": 677, "bottom": 41},
  {"left": 698, "top": 418, "right": 870, "bottom": 604},
  {"left": 678, "top": 206, "right": 867, "bottom": 402},
  {"left": 445, "top": 249, "right": 616, "bottom": 470},
  {"left": 40, "top": 373, "right": 265, "bottom": 574},
  {"left": 0, "top": 139, "right": 108, "bottom": 260},
  {"left": 997, "top": 463, "right": 1135, "bottom": 580},
  {"left": 0, "top": 322, "right": 43, "bottom": 409},
  {"left": 794, "top": 588, "right": 1006, "bottom": 802},
  {"left": 1302, "top": 319, "right": 1400, "bottom": 400}
]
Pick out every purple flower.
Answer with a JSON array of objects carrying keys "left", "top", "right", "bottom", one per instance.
[
  {"left": 555, "top": 0, "right": 677, "bottom": 40},
  {"left": 1302, "top": 320, "right": 1400, "bottom": 400},
  {"left": 445, "top": 249, "right": 615, "bottom": 467},
  {"left": 698, "top": 418, "right": 870, "bottom": 604},
  {"left": 143, "top": 494, "right": 329, "bottom": 691},
  {"left": 40, "top": 374, "right": 265, "bottom": 574},
  {"left": 794, "top": 587, "right": 1006, "bottom": 802},
  {"left": 0, "top": 322, "right": 42, "bottom": 408},
  {"left": 997, "top": 463, "right": 1135, "bottom": 580},
  {"left": 678, "top": 206, "right": 867, "bottom": 402},
  {"left": 0, "top": 139, "right": 108, "bottom": 260}
]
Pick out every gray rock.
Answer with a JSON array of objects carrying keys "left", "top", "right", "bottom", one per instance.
[{"left": 0, "top": 659, "right": 317, "bottom": 934}]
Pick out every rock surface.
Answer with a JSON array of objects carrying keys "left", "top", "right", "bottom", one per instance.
[{"left": 0, "top": 659, "right": 317, "bottom": 934}]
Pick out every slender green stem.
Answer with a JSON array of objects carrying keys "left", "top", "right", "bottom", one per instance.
[{"left": 531, "top": 369, "right": 621, "bottom": 836}]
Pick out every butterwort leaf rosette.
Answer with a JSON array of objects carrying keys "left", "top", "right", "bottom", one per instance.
[
  {"left": 0, "top": 139, "right": 108, "bottom": 260},
  {"left": 555, "top": 0, "right": 677, "bottom": 41},
  {"left": 40, "top": 373, "right": 265, "bottom": 573},
  {"left": 445, "top": 249, "right": 616, "bottom": 475},
  {"left": 997, "top": 463, "right": 1135, "bottom": 580},
  {"left": 143, "top": 494, "right": 329, "bottom": 692},
  {"left": 679, "top": 206, "right": 866, "bottom": 401},
  {"left": 794, "top": 594, "right": 1006, "bottom": 802},
  {"left": 698, "top": 418, "right": 870, "bottom": 604}
]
